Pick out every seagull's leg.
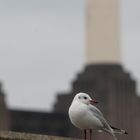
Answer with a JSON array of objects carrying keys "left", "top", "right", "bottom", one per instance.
[
  {"left": 84, "top": 129, "right": 87, "bottom": 140},
  {"left": 89, "top": 129, "right": 92, "bottom": 140}
]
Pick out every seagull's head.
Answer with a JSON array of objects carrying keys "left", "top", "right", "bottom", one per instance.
[{"left": 73, "top": 92, "right": 98, "bottom": 105}]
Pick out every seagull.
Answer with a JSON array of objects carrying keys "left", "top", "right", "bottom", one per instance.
[{"left": 68, "top": 92, "right": 128, "bottom": 140}]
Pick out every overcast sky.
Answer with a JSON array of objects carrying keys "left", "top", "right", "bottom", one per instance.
[{"left": 0, "top": 0, "right": 140, "bottom": 112}]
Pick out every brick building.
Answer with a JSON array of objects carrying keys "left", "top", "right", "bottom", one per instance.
[{"left": 53, "top": 64, "right": 140, "bottom": 140}]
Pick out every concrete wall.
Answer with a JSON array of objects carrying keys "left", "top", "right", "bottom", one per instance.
[{"left": 0, "top": 131, "right": 79, "bottom": 140}]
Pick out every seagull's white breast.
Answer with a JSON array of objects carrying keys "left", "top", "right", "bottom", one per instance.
[{"left": 68, "top": 101, "right": 103, "bottom": 130}]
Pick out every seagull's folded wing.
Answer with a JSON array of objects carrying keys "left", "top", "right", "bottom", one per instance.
[{"left": 89, "top": 105, "right": 111, "bottom": 130}]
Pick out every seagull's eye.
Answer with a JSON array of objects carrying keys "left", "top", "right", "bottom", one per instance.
[{"left": 84, "top": 96, "right": 87, "bottom": 100}]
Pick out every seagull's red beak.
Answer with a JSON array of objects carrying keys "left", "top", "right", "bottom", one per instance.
[{"left": 89, "top": 99, "right": 98, "bottom": 105}]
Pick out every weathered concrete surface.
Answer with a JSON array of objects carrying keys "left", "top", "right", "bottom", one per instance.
[{"left": 0, "top": 131, "right": 80, "bottom": 140}]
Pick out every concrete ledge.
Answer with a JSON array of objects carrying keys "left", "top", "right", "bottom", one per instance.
[{"left": 0, "top": 131, "right": 80, "bottom": 140}]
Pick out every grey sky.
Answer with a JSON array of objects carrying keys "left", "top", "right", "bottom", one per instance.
[{"left": 0, "top": 0, "right": 140, "bottom": 111}]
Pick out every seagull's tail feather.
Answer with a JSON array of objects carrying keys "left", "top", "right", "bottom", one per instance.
[
  {"left": 103, "top": 128, "right": 118, "bottom": 140},
  {"left": 111, "top": 126, "right": 128, "bottom": 135}
]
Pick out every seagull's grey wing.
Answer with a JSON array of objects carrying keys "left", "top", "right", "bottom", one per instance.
[
  {"left": 89, "top": 105, "right": 117, "bottom": 139},
  {"left": 89, "top": 105, "right": 104, "bottom": 117},
  {"left": 89, "top": 105, "right": 111, "bottom": 130}
]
